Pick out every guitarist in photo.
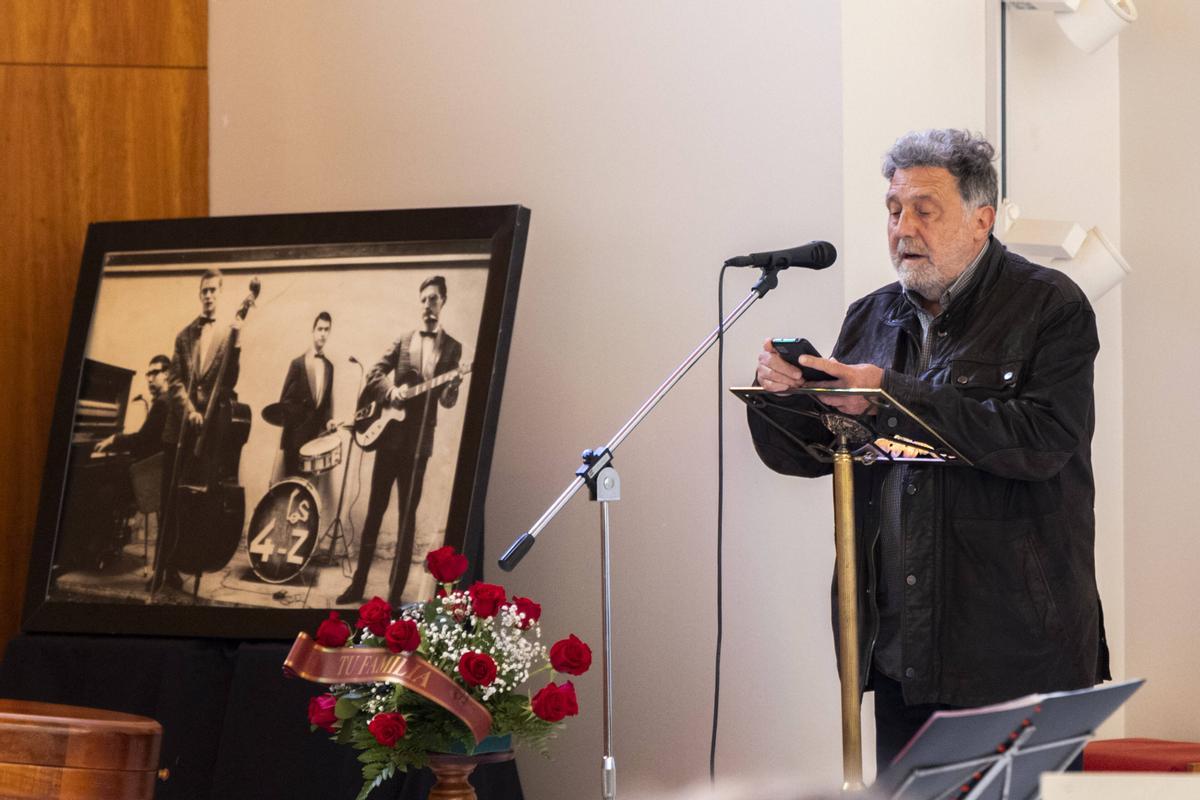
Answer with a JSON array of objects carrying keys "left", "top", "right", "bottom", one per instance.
[{"left": 338, "top": 275, "right": 464, "bottom": 605}]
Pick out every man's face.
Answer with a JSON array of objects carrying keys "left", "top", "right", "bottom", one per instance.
[
  {"left": 312, "top": 319, "right": 331, "bottom": 352},
  {"left": 420, "top": 285, "right": 445, "bottom": 331},
  {"left": 146, "top": 362, "right": 169, "bottom": 397},
  {"left": 886, "top": 166, "right": 994, "bottom": 301},
  {"left": 199, "top": 277, "right": 221, "bottom": 316}
]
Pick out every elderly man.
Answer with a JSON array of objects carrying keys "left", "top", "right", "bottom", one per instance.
[{"left": 748, "top": 129, "right": 1109, "bottom": 769}]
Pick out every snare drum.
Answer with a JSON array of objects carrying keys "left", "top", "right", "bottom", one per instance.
[
  {"left": 246, "top": 478, "right": 320, "bottom": 584},
  {"left": 299, "top": 433, "right": 342, "bottom": 474}
]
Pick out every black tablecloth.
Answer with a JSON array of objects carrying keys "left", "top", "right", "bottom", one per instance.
[{"left": 0, "top": 633, "right": 523, "bottom": 800}]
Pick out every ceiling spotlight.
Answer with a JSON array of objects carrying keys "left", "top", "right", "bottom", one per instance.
[
  {"left": 1003, "top": 0, "right": 1138, "bottom": 54},
  {"left": 1057, "top": 0, "right": 1137, "bottom": 53},
  {"left": 1048, "top": 227, "right": 1131, "bottom": 303},
  {"left": 997, "top": 203, "right": 1131, "bottom": 302}
]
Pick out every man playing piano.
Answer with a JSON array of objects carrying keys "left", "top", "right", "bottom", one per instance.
[{"left": 93, "top": 354, "right": 170, "bottom": 461}]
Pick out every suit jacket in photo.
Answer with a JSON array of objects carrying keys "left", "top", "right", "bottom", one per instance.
[
  {"left": 112, "top": 395, "right": 168, "bottom": 461},
  {"left": 164, "top": 316, "right": 241, "bottom": 447},
  {"left": 278, "top": 352, "right": 334, "bottom": 464},
  {"left": 365, "top": 329, "right": 462, "bottom": 456}
]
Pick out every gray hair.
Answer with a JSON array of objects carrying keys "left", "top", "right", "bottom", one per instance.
[{"left": 882, "top": 129, "right": 998, "bottom": 210}]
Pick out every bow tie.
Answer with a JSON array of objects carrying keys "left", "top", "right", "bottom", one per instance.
[
  {"left": 418, "top": 330, "right": 436, "bottom": 338},
  {"left": 198, "top": 316, "right": 215, "bottom": 326}
]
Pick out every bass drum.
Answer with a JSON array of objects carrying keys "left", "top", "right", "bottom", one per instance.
[{"left": 246, "top": 478, "right": 320, "bottom": 584}]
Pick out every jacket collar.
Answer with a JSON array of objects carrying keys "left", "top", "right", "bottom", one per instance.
[{"left": 883, "top": 235, "right": 1007, "bottom": 336}]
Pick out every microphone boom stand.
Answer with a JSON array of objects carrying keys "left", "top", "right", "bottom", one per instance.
[{"left": 499, "top": 265, "right": 785, "bottom": 799}]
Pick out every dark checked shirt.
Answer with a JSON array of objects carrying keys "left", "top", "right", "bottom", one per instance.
[{"left": 874, "top": 241, "right": 989, "bottom": 680}]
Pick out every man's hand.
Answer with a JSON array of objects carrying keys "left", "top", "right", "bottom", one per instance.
[
  {"left": 324, "top": 418, "right": 340, "bottom": 434},
  {"left": 756, "top": 338, "right": 807, "bottom": 394},
  {"left": 387, "top": 385, "right": 409, "bottom": 407},
  {"left": 801, "top": 356, "right": 884, "bottom": 416},
  {"left": 93, "top": 434, "right": 115, "bottom": 454},
  {"left": 187, "top": 410, "right": 204, "bottom": 428}
]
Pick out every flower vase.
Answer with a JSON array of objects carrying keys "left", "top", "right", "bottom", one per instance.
[{"left": 425, "top": 736, "right": 513, "bottom": 800}]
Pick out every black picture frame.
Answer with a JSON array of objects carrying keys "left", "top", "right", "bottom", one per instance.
[{"left": 22, "top": 205, "right": 529, "bottom": 639}]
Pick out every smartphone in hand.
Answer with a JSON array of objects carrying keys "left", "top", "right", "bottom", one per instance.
[{"left": 771, "top": 338, "right": 837, "bottom": 382}]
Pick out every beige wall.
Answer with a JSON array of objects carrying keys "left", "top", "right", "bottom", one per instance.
[
  {"left": 1120, "top": 1, "right": 1200, "bottom": 741},
  {"left": 841, "top": 1, "right": 989, "bottom": 303},
  {"left": 210, "top": 2, "right": 846, "bottom": 794}
]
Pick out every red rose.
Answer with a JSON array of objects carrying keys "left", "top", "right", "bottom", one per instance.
[
  {"left": 457, "top": 651, "right": 498, "bottom": 687},
  {"left": 530, "top": 681, "right": 579, "bottom": 722},
  {"left": 307, "top": 693, "right": 339, "bottom": 733},
  {"left": 425, "top": 546, "right": 469, "bottom": 583},
  {"left": 511, "top": 596, "right": 542, "bottom": 629},
  {"left": 550, "top": 634, "right": 592, "bottom": 676},
  {"left": 384, "top": 619, "right": 421, "bottom": 654},
  {"left": 315, "top": 611, "right": 351, "bottom": 647},
  {"left": 356, "top": 596, "right": 392, "bottom": 636},
  {"left": 367, "top": 711, "right": 407, "bottom": 747},
  {"left": 468, "top": 582, "right": 506, "bottom": 618}
]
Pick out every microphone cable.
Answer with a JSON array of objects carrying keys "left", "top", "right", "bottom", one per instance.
[{"left": 709, "top": 263, "right": 732, "bottom": 782}]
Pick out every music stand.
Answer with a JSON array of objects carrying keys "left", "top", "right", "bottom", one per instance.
[
  {"left": 873, "top": 679, "right": 1143, "bottom": 800},
  {"left": 731, "top": 386, "right": 971, "bottom": 789}
]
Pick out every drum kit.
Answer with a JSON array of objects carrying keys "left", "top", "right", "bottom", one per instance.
[{"left": 248, "top": 402, "right": 355, "bottom": 584}]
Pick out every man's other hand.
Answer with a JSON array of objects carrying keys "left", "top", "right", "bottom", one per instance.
[
  {"left": 756, "top": 338, "right": 806, "bottom": 394},
  {"left": 801, "top": 356, "right": 883, "bottom": 416}
]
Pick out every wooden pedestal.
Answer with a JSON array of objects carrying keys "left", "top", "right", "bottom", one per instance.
[{"left": 0, "top": 699, "right": 162, "bottom": 800}]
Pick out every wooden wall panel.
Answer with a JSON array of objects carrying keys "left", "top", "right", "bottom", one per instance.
[
  {"left": 0, "top": 0, "right": 206, "bottom": 67},
  {"left": 0, "top": 5, "right": 207, "bottom": 651}
]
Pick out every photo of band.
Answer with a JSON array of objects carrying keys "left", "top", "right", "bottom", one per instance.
[{"left": 47, "top": 241, "right": 490, "bottom": 612}]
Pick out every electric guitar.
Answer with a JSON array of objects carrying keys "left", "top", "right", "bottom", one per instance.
[{"left": 353, "top": 362, "right": 472, "bottom": 450}]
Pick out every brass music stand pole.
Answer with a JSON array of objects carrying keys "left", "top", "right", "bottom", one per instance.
[
  {"left": 832, "top": 433, "right": 864, "bottom": 791},
  {"left": 731, "top": 385, "right": 973, "bottom": 793}
]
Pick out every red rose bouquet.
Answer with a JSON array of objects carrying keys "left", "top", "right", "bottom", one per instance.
[{"left": 293, "top": 546, "right": 591, "bottom": 800}]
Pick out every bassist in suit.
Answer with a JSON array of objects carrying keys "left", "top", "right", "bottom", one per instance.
[
  {"left": 338, "top": 275, "right": 462, "bottom": 605},
  {"left": 278, "top": 311, "right": 335, "bottom": 476},
  {"left": 153, "top": 268, "right": 243, "bottom": 593}
]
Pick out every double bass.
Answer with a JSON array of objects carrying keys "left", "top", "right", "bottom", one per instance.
[{"left": 153, "top": 278, "right": 259, "bottom": 595}]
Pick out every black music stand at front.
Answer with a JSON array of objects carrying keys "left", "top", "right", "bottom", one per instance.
[{"left": 873, "top": 679, "right": 1143, "bottom": 800}]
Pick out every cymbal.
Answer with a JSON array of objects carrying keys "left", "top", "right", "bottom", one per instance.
[{"left": 262, "top": 401, "right": 305, "bottom": 427}]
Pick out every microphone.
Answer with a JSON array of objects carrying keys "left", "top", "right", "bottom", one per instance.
[
  {"left": 724, "top": 240, "right": 837, "bottom": 269},
  {"left": 348, "top": 355, "right": 360, "bottom": 364}
]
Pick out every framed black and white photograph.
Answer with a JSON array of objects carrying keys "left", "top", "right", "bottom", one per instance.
[{"left": 22, "top": 206, "right": 528, "bottom": 639}]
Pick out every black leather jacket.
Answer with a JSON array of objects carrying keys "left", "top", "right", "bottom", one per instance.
[{"left": 748, "top": 238, "right": 1110, "bottom": 707}]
